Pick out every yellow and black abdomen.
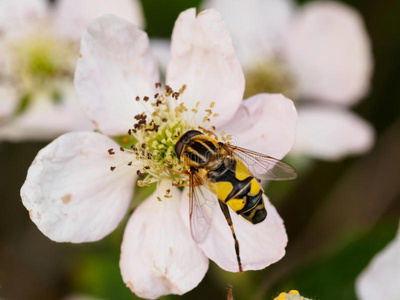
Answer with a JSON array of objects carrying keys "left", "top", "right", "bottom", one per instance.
[{"left": 208, "top": 158, "right": 267, "bottom": 224}]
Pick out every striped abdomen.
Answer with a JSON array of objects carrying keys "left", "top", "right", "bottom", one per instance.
[{"left": 208, "top": 158, "right": 267, "bottom": 224}]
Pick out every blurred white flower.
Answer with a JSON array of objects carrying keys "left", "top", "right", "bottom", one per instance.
[
  {"left": 202, "top": 0, "right": 375, "bottom": 160},
  {"left": 356, "top": 220, "right": 400, "bottom": 300},
  {"left": 0, "top": 0, "right": 144, "bottom": 141},
  {"left": 21, "top": 9, "right": 298, "bottom": 299}
]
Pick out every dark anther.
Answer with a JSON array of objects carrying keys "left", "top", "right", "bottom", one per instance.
[
  {"left": 137, "top": 170, "right": 144, "bottom": 178},
  {"left": 127, "top": 129, "right": 132, "bottom": 135},
  {"left": 145, "top": 166, "right": 150, "bottom": 169},
  {"left": 155, "top": 82, "right": 162, "bottom": 88},
  {"left": 162, "top": 118, "right": 167, "bottom": 122},
  {"left": 135, "top": 96, "right": 140, "bottom": 101},
  {"left": 110, "top": 166, "right": 116, "bottom": 171},
  {"left": 154, "top": 93, "right": 159, "bottom": 98},
  {"left": 127, "top": 162, "right": 132, "bottom": 166},
  {"left": 141, "top": 143, "right": 146, "bottom": 148},
  {"left": 120, "top": 147, "right": 124, "bottom": 152},
  {"left": 143, "top": 96, "right": 149, "bottom": 102},
  {"left": 108, "top": 148, "right": 115, "bottom": 155}
]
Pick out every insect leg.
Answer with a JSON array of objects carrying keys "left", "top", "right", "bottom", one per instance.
[
  {"left": 218, "top": 200, "right": 243, "bottom": 273},
  {"left": 198, "top": 126, "right": 219, "bottom": 140}
]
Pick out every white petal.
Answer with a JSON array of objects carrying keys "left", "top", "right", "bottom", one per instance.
[
  {"left": 120, "top": 180, "right": 208, "bottom": 299},
  {"left": 0, "top": 88, "right": 94, "bottom": 141},
  {"left": 75, "top": 15, "right": 159, "bottom": 136},
  {"left": 0, "top": 0, "right": 47, "bottom": 34},
  {"left": 150, "top": 38, "right": 171, "bottom": 75},
  {"left": 292, "top": 106, "right": 375, "bottom": 160},
  {"left": 219, "top": 93, "right": 297, "bottom": 159},
  {"left": 166, "top": 8, "right": 245, "bottom": 128},
  {"left": 202, "top": 0, "right": 295, "bottom": 68},
  {"left": 188, "top": 194, "right": 287, "bottom": 272},
  {"left": 21, "top": 131, "right": 137, "bottom": 243},
  {"left": 284, "top": 1, "right": 373, "bottom": 105},
  {"left": 356, "top": 221, "right": 400, "bottom": 300},
  {"left": 54, "top": 0, "right": 144, "bottom": 41}
]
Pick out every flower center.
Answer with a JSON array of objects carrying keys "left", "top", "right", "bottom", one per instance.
[
  {"left": 9, "top": 30, "right": 77, "bottom": 107},
  {"left": 244, "top": 59, "right": 297, "bottom": 100},
  {"left": 110, "top": 84, "right": 219, "bottom": 187}
]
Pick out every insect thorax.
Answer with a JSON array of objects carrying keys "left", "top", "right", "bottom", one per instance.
[{"left": 182, "top": 135, "right": 224, "bottom": 169}]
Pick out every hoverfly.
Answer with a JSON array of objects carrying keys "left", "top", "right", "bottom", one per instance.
[{"left": 174, "top": 129, "right": 297, "bottom": 272}]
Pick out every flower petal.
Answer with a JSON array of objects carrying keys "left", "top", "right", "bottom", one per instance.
[
  {"left": 202, "top": 0, "right": 295, "bottom": 68},
  {"left": 0, "top": 84, "right": 19, "bottom": 120},
  {"left": 356, "top": 221, "right": 400, "bottom": 300},
  {"left": 0, "top": 88, "right": 94, "bottom": 141},
  {"left": 150, "top": 38, "right": 171, "bottom": 75},
  {"left": 166, "top": 8, "right": 245, "bottom": 128},
  {"left": 219, "top": 93, "right": 297, "bottom": 159},
  {"left": 21, "top": 131, "right": 137, "bottom": 243},
  {"left": 292, "top": 106, "right": 375, "bottom": 160},
  {"left": 187, "top": 194, "right": 288, "bottom": 272},
  {"left": 284, "top": 1, "right": 373, "bottom": 105},
  {"left": 54, "top": 0, "right": 144, "bottom": 41},
  {"left": 75, "top": 15, "right": 159, "bottom": 136},
  {"left": 0, "top": 0, "right": 47, "bottom": 34},
  {"left": 120, "top": 180, "right": 208, "bottom": 299}
]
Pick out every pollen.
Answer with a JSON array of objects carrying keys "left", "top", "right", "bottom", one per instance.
[{"left": 109, "top": 83, "right": 221, "bottom": 188}]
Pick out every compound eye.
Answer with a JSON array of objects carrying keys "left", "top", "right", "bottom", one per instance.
[{"left": 175, "top": 140, "right": 184, "bottom": 160}]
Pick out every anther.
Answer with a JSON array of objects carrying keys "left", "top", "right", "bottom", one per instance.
[
  {"left": 110, "top": 166, "right": 116, "bottom": 171},
  {"left": 120, "top": 146, "right": 124, "bottom": 152},
  {"left": 143, "top": 96, "right": 149, "bottom": 102},
  {"left": 135, "top": 96, "right": 140, "bottom": 101},
  {"left": 108, "top": 148, "right": 115, "bottom": 155},
  {"left": 154, "top": 93, "right": 159, "bottom": 98},
  {"left": 137, "top": 170, "right": 144, "bottom": 178},
  {"left": 127, "top": 162, "right": 132, "bottom": 166},
  {"left": 155, "top": 82, "right": 162, "bottom": 88}
]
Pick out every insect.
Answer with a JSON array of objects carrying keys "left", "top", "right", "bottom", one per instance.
[{"left": 174, "top": 129, "right": 297, "bottom": 272}]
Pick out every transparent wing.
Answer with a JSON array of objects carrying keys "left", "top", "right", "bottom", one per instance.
[
  {"left": 189, "top": 171, "right": 218, "bottom": 243},
  {"left": 222, "top": 144, "right": 297, "bottom": 180}
]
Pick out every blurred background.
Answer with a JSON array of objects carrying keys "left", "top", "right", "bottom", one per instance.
[{"left": 1, "top": 0, "right": 400, "bottom": 299}]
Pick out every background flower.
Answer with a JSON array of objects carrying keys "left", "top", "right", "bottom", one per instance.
[
  {"left": 356, "top": 220, "right": 400, "bottom": 300},
  {"left": 0, "top": 0, "right": 144, "bottom": 141},
  {"left": 202, "top": 0, "right": 375, "bottom": 161}
]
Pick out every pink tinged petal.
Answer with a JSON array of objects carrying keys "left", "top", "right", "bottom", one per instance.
[
  {"left": 192, "top": 194, "right": 287, "bottom": 272},
  {"left": 284, "top": 1, "right": 373, "bottom": 105},
  {"left": 202, "top": 0, "right": 295, "bottom": 68},
  {"left": 54, "top": 0, "right": 144, "bottom": 41},
  {"left": 292, "top": 106, "right": 375, "bottom": 160},
  {"left": 75, "top": 15, "right": 159, "bottom": 136},
  {"left": 150, "top": 38, "right": 171, "bottom": 75},
  {"left": 120, "top": 180, "right": 208, "bottom": 299},
  {"left": 356, "top": 221, "right": 400, "bottom": 300},
  {"left": 166, "top": 8, "right": 245, "bottom": 128},
  {"left": 21, "top": 131, "right": 137, "bottom": 243},
  {"left": 219, "top": 93, "right": 297, "bottom": 159},
  {"left": 0, "top": 0, "right": 47, "bottom": 34}
]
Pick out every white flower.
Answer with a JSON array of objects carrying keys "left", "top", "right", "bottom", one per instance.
[
  {"left": 0, "top": 0, "right": 144, "bottom": 141},
  {"left": 202, "top": 0, "right": 375, "bottom": 160},
  {"left": 356, "top": 220, "right": 400, "bottom": 300},
  {"left": 21, "top": 9, "right": 297, "bottom": 299}
]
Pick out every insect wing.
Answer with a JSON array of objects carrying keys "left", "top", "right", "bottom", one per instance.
[
  {"left": 189, "top": 172, "right": 218, "bottom": 243},
  {"left": 222, "top": 144, "right": 297, "bottom": 180}
]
